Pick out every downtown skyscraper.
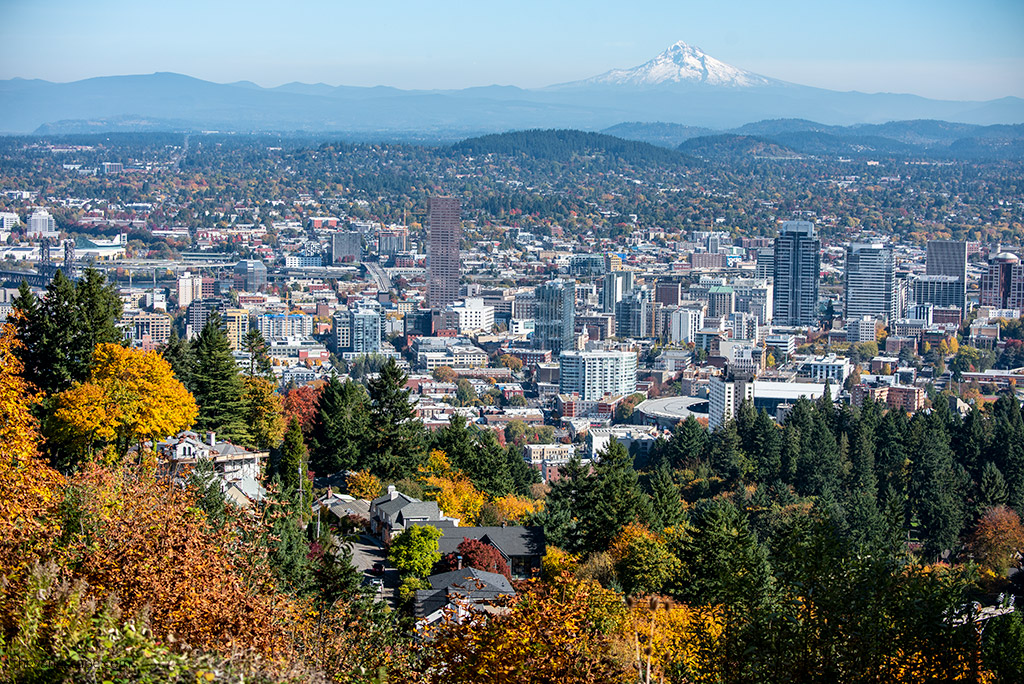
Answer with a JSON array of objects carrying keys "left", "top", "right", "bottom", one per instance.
[
  {"left": 772, "top": 221, "right": 820, "bottom": 327},
  {"left": 533, "top": 278, "right": 576, "bottom": 355},
  {"left": 925, "top": 240, "right": 968, "bottom": 314},
  {"left": 844, "top": 242, "right": 897, "bottom": 321},
  {"left": 427, "top": 196, "right": 461, "bottom": 308}
]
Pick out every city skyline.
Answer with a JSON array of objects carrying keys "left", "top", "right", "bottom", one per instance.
[{"left": 1, "top": 0, "right": 1022, "bottom": 100}]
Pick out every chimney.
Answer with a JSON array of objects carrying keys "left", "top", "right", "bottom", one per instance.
[
  {"left": 208, "top": 431, "right": 215, "bottom": 446},
  {"left": 387, "top": 484, "right": 397, "bottom": 500},
  {"left": 456, "top": 554, "right": 463, "bottom": 570}
]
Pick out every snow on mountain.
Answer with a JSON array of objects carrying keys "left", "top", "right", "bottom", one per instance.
[{"left": 565, "top": 41, "right": 778, "bottom": 88}]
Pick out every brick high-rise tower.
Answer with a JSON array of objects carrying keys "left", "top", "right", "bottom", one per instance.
[{"left": 427, "top": 196, "right": 461, "bottom": 308}]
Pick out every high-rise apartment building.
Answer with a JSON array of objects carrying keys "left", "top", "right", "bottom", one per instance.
[
  {"left": 708, "top": 285, "right": 736, "bottom": 318},
  {"left": 669, "top": 306, "right": 704, "bottom": 344},
  {"left": 603, "top": 270, "right": 634, "bottom": 313},
  {"left": 844, "top": 242, "right": 896, "bottom": 321},
  {"left": 27, "top": 209, "right": 58, "bottom": 239},
  {"left": 427, "top": 197, "right": 461, "bottom": 308},
  {"left": 223, "top": 309, "right": 250, "bottom": 350},
  {"left": 926, "top": 240, "right": 968, "bottom": 314},
  {"left": 331, "top": 231, "right": 362, "bottom": 263},
  {"left": 772, "top": 221, "right": 820, "bottom": 327},
  {"left": 615, "top": 286, "right": 654, "bottom": 339},
  {"left": 980, "top": 252, "right": 1024, "bottom": 310},
  {"left": 559, "top": 350, "right": 637, "bottom": 401},
  {"left": 709, "top": 375, "right": 754, "bottom": 430},
  {"left": 533, "top": 279, "right": 576, "bottom": 355}
]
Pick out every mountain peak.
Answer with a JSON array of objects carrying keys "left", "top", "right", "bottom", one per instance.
[{"left": 563, "top": 41, "right": 777, "bottom": 89}]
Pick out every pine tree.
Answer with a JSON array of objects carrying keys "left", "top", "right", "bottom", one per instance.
[
  {"left": 648, "top": 463, "right": 685, "bottom": 530},
  {"left": 749, "top": 409, "right": 783, "bottom": 482},
  {"left": 74, "top": 268, "right": 123, "bottom": 352},
  {"left": 192, "top": 313, "right": 249, "bottom": 443},
  {"left": 266, "top": 477, "right": 312, "bottom": 593},
  {"left": 991, "top": 392, "right": 1024, "bottom": 512},
  {"left": 161, "top": 329, "right": 195, "bottom": 393},
  {"left": 707, "top": 420, "right": 749, "bottom": 484},
  {"left": 504, "top": 443, "right": 541, "bottom": 496},
  {"left": 243, "top": 327, "right": 274, "bottom": 379},
  {"left": 308, "top": 374, "right": 369, "bottom": 474},
  {"left": 537, "top": 457, "right": 590, "bottom": 553},
  {"left": 577, "top": 439, "right": 652, "bottom": 553},
  {"left": 664, "top": 415, "right": 708, "bottom": 470},
  {"left": 279, "top": 416, "right": 312, "bottom": 513},
  {"left": 366, "top": 358, "right": 424, "bottom": 480},
  {"left": 188, "top": 458, "right": 227, "bottom": 530},
  {"left": 910, "top": 413, "right": 965, "bottom": 559},
  {"left": 977, "top": 461, "right": 1009, "bottom": 514}
]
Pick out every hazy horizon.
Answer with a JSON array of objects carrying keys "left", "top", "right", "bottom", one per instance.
[{"left": 1, "top": 0, "right": 1022, "bottom": 101}]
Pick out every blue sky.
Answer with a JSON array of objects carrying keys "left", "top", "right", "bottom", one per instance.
[{"left": 1, "top": 0, "right": 1022, "bottom": 99}]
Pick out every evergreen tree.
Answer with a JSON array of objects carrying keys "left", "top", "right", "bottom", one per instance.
[
  {"left": 749, "top": 408, "right": 782, "bottom": 482},
  {"left": 161, "top": 329, "right": 195, "bottom": 393},
  {"left": 504, "top": 443, "right": 541, "bottom": 496},
  {"left": 576, "top": 439, "right": 652, "bottom": 553},
  {"left": 241, "top": 376, "right": 285, "bottom": 450},
  {"left": 664, "top": 414, "right": 708, "bottom": 470},
  {"left": 991, "top": 392, "right": 1024, "bottom": 512},
  {"left": 537, "top": 457, "right": 590, "bottom": 553},
  {"left": 910, "top": 413, "right": 965, "bottom": 559},
  {"left": 191, "top": 313, "right": 249, "bottom": 443},
  {"left": 707, "top": 420, "right": 749, "bottom": 484},
  {"left": 308, "top": 374, "right": 369, "bottom": 474},
  {"left": 875, "top": 408, "right": 909, "bottom": 508},
  {"left": 266, "top": 477, "right": 312, "bottom": 593},
  {"left": 188, "top": 457, "right": 227, "bottom": 530},
  {"left": 74, "top": 268, "right": 123, "bottom": 352},
  {"left": 278, "top": 416, "right": 312, "bottom": 513},
  {"left": 795, "top": 409, "right": 842, "bottom": 498},
  {"left": 648, "top": 463, "right": 685, "bottom": 530},
  {"left": 366, "top": 358, "right": 424, "bottom": 480},
  {"left": 243, "top": 327, "right": 274, "bottom": 379},
  {"left": 977, "top": 461, "right": 1009, "bottom": 514}
]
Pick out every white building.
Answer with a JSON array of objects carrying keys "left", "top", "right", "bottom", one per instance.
[
  {"left": 442, "top": 298, "right": 495, "bottom": 334},
  {"left": 559, "top": 349, "right": 637, "bottom": 401},
  {"left": 708, "top": 375, "right": 754, "bottom": 430},
  {"left": 795, "top": 354, "right": 853, "bottom": 383},
  {"left": 176, "top": 272, "right": 203, "bottom": 310},
  {"left": 27, "top": 209, "right": 59, "bottom": 240},
  {"left": 669, "top": 306, "right": 704, "bottom": 344},
  {"left": 257, "top": 313, "right": 314, "bottom": 339}
]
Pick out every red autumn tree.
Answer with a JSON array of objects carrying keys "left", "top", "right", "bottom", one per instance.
[
  {"left": 282, "top": 382, "right": 323, "bottom": 437},
  {"left": 437, "top": 538, "right": 511, "bottom": 579},
  {"left": 969, "top": 505, "right": 1024, "bottom": 575}
]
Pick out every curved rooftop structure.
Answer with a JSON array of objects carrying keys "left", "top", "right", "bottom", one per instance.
[{"left": 635, "top": 396, "right": 709, "bottom": 427}]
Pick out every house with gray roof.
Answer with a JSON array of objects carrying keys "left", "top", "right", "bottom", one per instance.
[
  {"left": 369, "top": 485, "right": 458, "bottom": 543},
  {"left": 424, "top": 524, "right": 545, "bottom": 579},
  {"left": 414, "top": 567, "right": 515, "bottom": 629}
]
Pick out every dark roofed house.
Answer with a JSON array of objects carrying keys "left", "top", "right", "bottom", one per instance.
[
  {"left": 414, "top": 567, "right": 515, "bottom": 629},
  {"left": 369, "top": 485, "right": 457, "bottom": 543},
  {"left": 425, "top": 524, "right": 545, "bottom": 579}
]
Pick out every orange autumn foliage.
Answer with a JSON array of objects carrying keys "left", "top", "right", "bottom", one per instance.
[
  {"left": 0, "top": 323, "right": 65, "bottom": 608},
  {"left": 969, "top": 505, "right": 1024, "bottom": 575},
  {"left": 61, "top": 462, "right": 289, "bottom": 654},
  {"left": 492, "top": 493, "right": 544, "bottom": 523}
]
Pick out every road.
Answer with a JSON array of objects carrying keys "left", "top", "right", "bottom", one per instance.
[
  {"left": 347, "top": 534, "right": 399, "bottom": 607},
  {"left": 364, "top": 262, "right": 393, "bottom": 291}
]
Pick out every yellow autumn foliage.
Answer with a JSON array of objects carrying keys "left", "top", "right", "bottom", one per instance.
[
  {"left": 54, "top": 343, "right": 197, "bottom": 452},
  {"left": 492, "top": 493, "right": 544, "bottom": 523}
]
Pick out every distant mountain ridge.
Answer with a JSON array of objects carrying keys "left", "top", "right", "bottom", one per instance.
[{"left": 2, "top": 41, "right": 1022, "bottom": 135}]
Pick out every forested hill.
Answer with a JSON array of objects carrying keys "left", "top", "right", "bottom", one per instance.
[{"left": 451, "top": 129, "right": 689, "bottom": 165}]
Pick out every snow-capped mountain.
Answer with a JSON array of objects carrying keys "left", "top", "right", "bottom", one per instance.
[{"left": 561, "top": 41, "right": 778, "bottom": 88}]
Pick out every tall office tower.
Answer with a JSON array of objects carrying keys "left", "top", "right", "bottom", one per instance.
[
  {"left": 615, "top": 286, "right": 654, "bottom": 339},
  {"left": 655, "top": 281, "right": 683, "bottom": 306},
  {"left": 427, "top": 196, "right": 461, "bottom": 308},
  {"left": 331, "top": 231, "right": 362, "bottom": 263},
  {"left": 559, "top": 349, "right": 637, "bottom": 400},
  {"left": 223, "top": 309, "right": 250, "bottom": 350},
  {"left": 708, "top": 374, "right": 754, "bottom": 430},
  {"left": 669, "top": 306, "right": 704, "bottom": 344},
  {"left": 350, "top": 306, "right": 382, "bottom": 355},
  {"left": 755, "top": 248, "right": 775, "bottom": 280},
  {"left": 912, "top": 275, "right": 966, "bottom": 313},
  {"left": 602, "top": 270, "right": 634, "bottom": 313},
  {"left": 533, "top": 279, "right": 576, "bottom": 354},
  {"left": 844, "top": 242, "right": 897, "bottom": 321},
  {"left": 926, "top": 240, "right": 968, "bottom": 314},
  {"left": 772, "top": 221, "right": 820, "bottom": 327},
  {"left": 708, "top": 285, "right": 736, "bottom": 318},
  {"left": 377, "top": 228, "right": 407, "bottom": 259},
  {"left": 980, "top": 252, "right": 1024, "bottom": 309},
  {"left": 27, "top": 209, "right": 58, "bottom": 239}
]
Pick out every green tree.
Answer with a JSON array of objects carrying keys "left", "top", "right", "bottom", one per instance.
[
  {"left": 308, "top": 374, "right": 370, "bottom": 474},
  {"left": 576, "top": 439, "right": 652, "bottom": 553},
  {"left": 241, "top": 376, "right": 285, "bottom": 450},
  {"left": 388, "top": 524, "right": 443, "bottom": 579},
  {"left": 367, "top": 358, "right": 424, "bottom": 480},
  {"left": 242, "top": 326, "right": 273, "bottom": 379},
  {"left": 910, "top": 413, "right": 965, "bottom": 558},
  {"left": 616, "top": 533, "right": 678, "bottom": 596},
  {"left": 647, "top": 464, "right": 685, "bottom": 530},
  {"left": 266, "top": 479, "right": 312, "bottom": 593},
  {"left": 662, "top": 414, "right": 708, "bottom": 470},
  {"left": 278, "top": 416, "right": 312, "bottom": 513},
  {"left": 188, "top": 457, "right": 227, "bottom": 530},
  {"left": 192, "top": 313, "right": 249, "bottom": 443},
  {"left": 160, "top": 329, "right": 195, "bottom": 393}
]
